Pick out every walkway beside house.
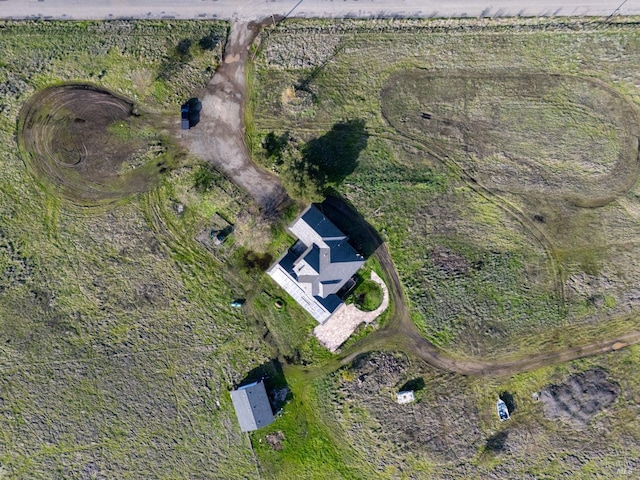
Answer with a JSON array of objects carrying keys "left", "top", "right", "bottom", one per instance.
[{"left": 314, "top": 271, "right": 389, "bottom": 352}]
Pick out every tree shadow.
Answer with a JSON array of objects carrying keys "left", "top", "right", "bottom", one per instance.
[
  {"left": 263, "top": 131, "right": 290, "bottom": 160},
  {"left": 261, "top": 187, "right": 293, "bottom": 220},
  {"left": 241, "top": 250, "right": 273, "bottom": 272},
  {"left": 315, "top": 194, "right": 383, "bottom": 258},
  {"left": 297, "top": 119, "right": 368, "bottom": 193},
  {"left": 176, "top": 39, "right": 192, "bottom": 59},
  {"left": 158, "top": 38, "right": 193, "bottom": 81},
  {"left": 186, "top": 97, "right": 202, "bottom": 127},
  {"left": 350, "top": 352, "right": 374, "bottom": 370},
  {"left": 499, "top": 391, "right": 516, "bottom": 414},
  {"left": 198, "top": 28, "right": 223, "bottom": 51},
  {"left": 399, "top": 377, "right": 425, "bottom": 392},
  {"left": 484, "top": 430, "right": 509, "bottom": 453},
  {"left": 239, "top": 359, "right": 292, "bottom": 412}
]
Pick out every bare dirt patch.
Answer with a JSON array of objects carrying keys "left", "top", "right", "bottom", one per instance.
[
  {"left": 280, "top": 85, "right": 314, "bottom": 115},
  {"left": 181, "top": 20, "right": 290, "bottom": 217},
  {"left": 541, "top": 368, "right": 620, "bottom": 426},
  {"left": 18, "top": 83, "right": 173, "bottom": 203},
  {"left": 265, "top": 431, "right": 285, "bottom": 451},
  {"left": 431, "top": 246, "right": 471, "bottom": 276}
]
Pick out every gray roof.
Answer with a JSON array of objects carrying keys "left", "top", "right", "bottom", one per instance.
[
  {"left": 267, "top": 205, "right": 364, "bottom": 323},
  {"left": 230, "top": 380, "right": 274, "bottom": 432},
  {"left": 288, "top": 205, "right": 346, "bottom": 245}
]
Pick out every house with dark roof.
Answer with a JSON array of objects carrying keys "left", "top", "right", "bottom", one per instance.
[
  {"left": 229, "top": 380, "right": 274, "bottom": 432},
  {"left": 267, "top": 205, "right": 364, "bottom": 323}
]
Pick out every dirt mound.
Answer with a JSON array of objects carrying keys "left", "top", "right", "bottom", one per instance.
[
  {"left": 541, "top": 368, "right": 620, "bottom": 426},
  {"left": 18, "top": 84, "right": 172, "bottom": 203},
  {"left": 265, "top": 431, "right": 285, "bottom": 451},
  {"left": 350, "top": 351, "right": 409, "bottom": 393}
]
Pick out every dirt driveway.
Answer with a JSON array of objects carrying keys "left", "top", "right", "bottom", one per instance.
[
  {"left": 328, "top": 197, "right": 640, "bottom": 378},
  {"left": 180, "top": 20, "right": 290, "bottom": 216},
  {"left": 183, "top": 21, "right": 640, "bottom": 377}
]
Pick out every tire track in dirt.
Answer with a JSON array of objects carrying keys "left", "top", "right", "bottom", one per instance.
[
  {"left": 330, "top": 197, "right": 640, "bottom": 377},
  {"left": 198, "top": 21, "right": 640, "bottom": 377},
  {"left": 18, "top": 84, "right": 164, "bottom": 203},
  {"left": 379, "top": 96, "right": 567, "bottom": 314},
  {"left": 376, "top": 248, "right": 640, "bottom": 376}
]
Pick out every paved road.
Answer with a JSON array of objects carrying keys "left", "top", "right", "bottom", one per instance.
[{"left": 1, "top": 0, "right": 638, "bottom": 21}]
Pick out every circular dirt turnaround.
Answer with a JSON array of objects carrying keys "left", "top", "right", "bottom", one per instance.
[{"left": 18, "top": 83, "right": 170, "bottom": 203}]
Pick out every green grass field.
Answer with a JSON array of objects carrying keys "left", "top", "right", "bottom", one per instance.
[
  {"left": 245, "top": 17, "right": 640, "bottom": 477},
  {"left": 0, "top": 20, "right": 348, "bottom": 477},
  {"left": 1, "top": 15, "right": 640, "bottom": 479},
  {"left": 0, "top": 20, "right": 288, "bottom": 478},
  {"left": 250, "top": 16, "right": 640, "bottom": 359}
]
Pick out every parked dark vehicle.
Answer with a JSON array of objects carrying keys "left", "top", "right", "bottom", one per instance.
[{"left": 181, "top": 104, "right": 190, "bottom": 130}]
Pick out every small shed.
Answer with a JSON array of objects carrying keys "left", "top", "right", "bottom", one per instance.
[
  {"left": 230, "top": 380, "right": 274, "bottom": 432},
  {"left": 397, "top": 390, "right": 415, "bottom": 404}
]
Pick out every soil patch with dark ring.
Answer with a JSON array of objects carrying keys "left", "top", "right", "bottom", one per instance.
[
  {"left": 18, "top": 83, "right": 174, "bottom": 203},
  {"left": 540, "top": 368, "right": 620, "bottom": 426}
]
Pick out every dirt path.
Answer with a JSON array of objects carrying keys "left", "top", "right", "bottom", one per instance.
[
  {"left": 186, "top": 21, "right": 640, "bottom": 378},
  {"left": 374, "top": 247, "right": 640, "bottom": 376},
  {"left": 181, "top": 20, "right": 289, "bottom": 216},
  {"left": 330, "top": 199, "right": 640, "bottom": 377}
]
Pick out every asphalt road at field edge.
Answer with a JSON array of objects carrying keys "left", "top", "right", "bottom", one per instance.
[{"left": 1, "top": 0, "right": 639, "bottom": 21}]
